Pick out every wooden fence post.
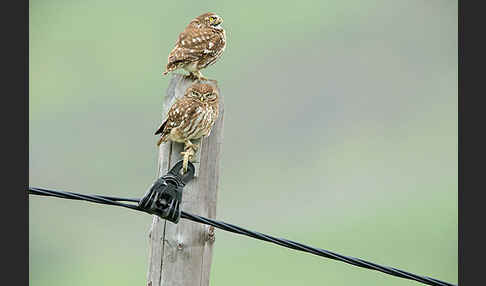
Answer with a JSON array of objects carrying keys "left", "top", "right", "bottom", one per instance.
[{"left": 146, "top": 73, "right": 224, "bottom": 286}]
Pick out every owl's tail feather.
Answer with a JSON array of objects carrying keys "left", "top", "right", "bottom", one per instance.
[
  {"left": 163, "top": 61, "right": 181, "bottom": 76},
  {"left": 162, "top": 64, "right": 172, "bottom": 75},
  {"left": 155, "top": 121, "right": 169, "bottom": 146},
  {"left": 156, "top": 136, "right": 166, "bottom": 146},
  {"left": 154, "top": 121, "right": 167, "bottom": 135}
]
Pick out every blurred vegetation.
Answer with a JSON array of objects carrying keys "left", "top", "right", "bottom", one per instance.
[{"left": 30, "top": 0, "right": 457, "bottom": 285}]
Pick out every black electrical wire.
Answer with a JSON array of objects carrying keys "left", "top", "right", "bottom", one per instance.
[{"left": 28, "top": 187, "right": 456, "bottom": 286}]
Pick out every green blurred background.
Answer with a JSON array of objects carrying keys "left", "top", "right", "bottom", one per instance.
[{"left": 29, "top": 0, "right": 457, "bottom": 285}]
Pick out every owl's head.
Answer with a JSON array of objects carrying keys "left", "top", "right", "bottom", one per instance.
[
  {"left": 185, "top": 83, "right": 219, "bottom": 102},
  {"left": 195, "top": 12, "right": 223, "bottom": 30}
]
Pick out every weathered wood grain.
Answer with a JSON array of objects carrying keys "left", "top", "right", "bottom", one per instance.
[{"left": 147, "top": 73, "right": 224, "bottom": 286}]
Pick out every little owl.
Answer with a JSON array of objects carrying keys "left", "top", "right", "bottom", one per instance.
[
  {"left": 155, "top": 83, "right": 220, "bottom": 171},
  {"left": 162, "top": 12, "right": 226, "bottom": 80}
]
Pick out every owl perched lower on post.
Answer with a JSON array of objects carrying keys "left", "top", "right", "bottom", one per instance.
[
  {"left": 155, "top": 83, "right": 220, "bottom": 172},
  {"left": 162, "top": 12, "right": 226, "bottom": 81}
]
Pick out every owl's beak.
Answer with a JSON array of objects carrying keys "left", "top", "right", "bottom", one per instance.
[{"left": 200, "top": 96, "right": 205, "bottom": 102}]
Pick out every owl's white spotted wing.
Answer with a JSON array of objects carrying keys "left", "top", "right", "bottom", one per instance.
[
  {"left": 167, "top": 28, "right": 222, "bottom": 68},
  {"left": 155, "top": 98, "right": 188, "bottom": 144}
]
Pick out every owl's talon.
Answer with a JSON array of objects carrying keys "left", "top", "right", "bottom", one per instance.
[
  {"left": 180, "top": 147, "right": 196, "bottom": 174},
  {"left": 187, "top": 71, "right": 208, "bottom": 82},
  {"left": 185, "top": 73, "right": 198, "bottom": 81},
  {"left": 185, "top": 145, "right": 198, "bottom": 153},
  {"left": 184, "top": 140, "right": 199, "bottom": 152},
  {"left": 181, "top": 148, "right": 196, "bottom": 161},
  {"left": 180, "top": 150, "right": 195, "bottom": 161}
]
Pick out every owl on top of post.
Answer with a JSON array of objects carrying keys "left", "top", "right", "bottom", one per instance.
[{"left": 162, "top": 12, "right": 226, "bottom": 81}]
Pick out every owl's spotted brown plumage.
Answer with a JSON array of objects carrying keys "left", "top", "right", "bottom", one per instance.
[
  {"left": 155, "top": 82, "right": 219, "bottom": 171},
  {"left": 162, "top": 12, "right": 226, "bottom": 80}
]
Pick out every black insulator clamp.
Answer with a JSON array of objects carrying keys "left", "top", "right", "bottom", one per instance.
[{"left": 138, "top": 161, "right": 195, "bottom": 223}]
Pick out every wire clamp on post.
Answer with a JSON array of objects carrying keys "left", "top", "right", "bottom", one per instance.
[{"left": 138, "top": 160, "right": 195, "bottom": 223}]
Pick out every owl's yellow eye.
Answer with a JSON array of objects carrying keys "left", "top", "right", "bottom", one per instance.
[{"left": 209, "top": 17, "right": 215, "bottom": 23}]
